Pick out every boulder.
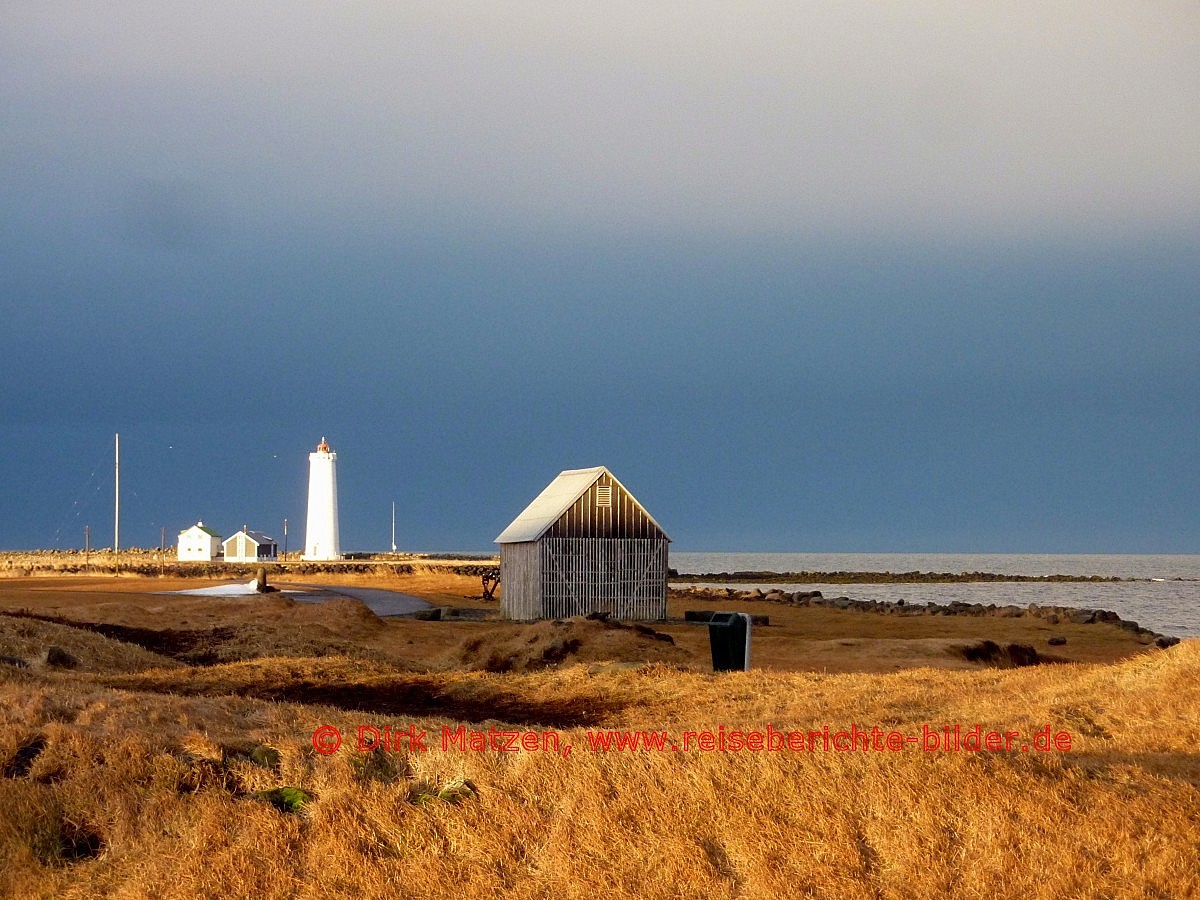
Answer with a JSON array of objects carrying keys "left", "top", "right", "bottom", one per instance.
[{"left": 45, "top": 646, "right": 78, "bottom": 669}]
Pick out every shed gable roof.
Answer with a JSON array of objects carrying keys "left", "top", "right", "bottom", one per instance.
[{"left": 495, "top": 466, "right": 669, "bottom": 544}]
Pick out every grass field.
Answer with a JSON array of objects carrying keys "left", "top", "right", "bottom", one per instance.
[{"left": 0, "top": 569, "right": 1196, "bottom": 897}]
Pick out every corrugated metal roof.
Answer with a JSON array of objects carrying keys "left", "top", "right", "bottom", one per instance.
[{"left": 495, "top": 466, "right": 669, "bottom": 544}]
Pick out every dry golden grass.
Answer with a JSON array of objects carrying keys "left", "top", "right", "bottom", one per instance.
[
  {"left": 1, "top": 642, "right": 1197, "bottom": 897},
  {"left": 0, "top": 615, "right": 181, "bottom": 674},
  {"left": 445, "top": 617, "right": 693, "bottom": 672},
  {"left": 0, "top": 573, "right": 1196, "bottom": 897}
]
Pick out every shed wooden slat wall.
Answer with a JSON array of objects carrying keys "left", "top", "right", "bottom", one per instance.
[
  {"left": 499, "top": 542, "right": 541, "bottom": 619},
  {"left": 540, "top": 537, "right": 667, "bottom": 620},
  {"left": 500, "top": 469, "right": 668, "bottom": 621}
]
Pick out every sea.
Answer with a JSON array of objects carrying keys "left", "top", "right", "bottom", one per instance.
[{"left": 667, "top": 553, "right": 1200, "bottom": 639}]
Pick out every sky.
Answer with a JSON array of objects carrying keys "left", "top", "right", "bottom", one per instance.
[{"left": 2, "top": 2, "right": 1198, "bottom": 554}]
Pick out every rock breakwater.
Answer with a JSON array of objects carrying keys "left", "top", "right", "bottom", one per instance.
[{"left": 674, "top": 585, "right": 1180, "bottom": 648}]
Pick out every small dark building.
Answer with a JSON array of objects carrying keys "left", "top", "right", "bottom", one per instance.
[{"left": 495, "top": 466, "right": 670, "bottom": 621}]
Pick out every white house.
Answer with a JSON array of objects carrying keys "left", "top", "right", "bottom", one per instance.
[
  {"left": 177, "top": 521, "right": 223, "bottom": 561},
  {"left": 223, "top": 527, "right": 279, "bottom": 563}
]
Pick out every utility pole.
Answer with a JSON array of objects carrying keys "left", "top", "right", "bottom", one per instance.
[
  {"left": 114, "top": 433, "right": 120, "bottom": 575},
  {"left": 84, "top": 525, "right": 90, "bottom": 571}
]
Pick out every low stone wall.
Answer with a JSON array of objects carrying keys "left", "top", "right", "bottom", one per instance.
[{"left": 0, "top": 550, "right": 497, "bottom": 580}]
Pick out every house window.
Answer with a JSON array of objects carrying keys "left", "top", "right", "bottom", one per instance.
[{"left": 596, "top": 484, "right": 612, "bottom": 507}]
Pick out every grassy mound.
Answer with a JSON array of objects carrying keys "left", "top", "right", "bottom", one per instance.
[
  {"left": 0, "top": 614, "right": 180, "bottom": 674},
  {"left": 449, "top": 616, "right": 694, "bottom": 672},
  {"left": 0, "top": 596, "right": 390, "bottom": 667}
]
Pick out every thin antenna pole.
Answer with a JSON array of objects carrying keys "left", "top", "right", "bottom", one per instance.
[
  {"left": 85, "top": 525, "right": 90, "bottom": 570},
  {"left": 391, "top": 500, "right": 396, "bottom": 553},
  {"left": 114, "top": 433, "right": 120, "bottom": 574}
]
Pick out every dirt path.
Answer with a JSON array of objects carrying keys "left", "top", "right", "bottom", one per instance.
[{"left": 289, "top": 584, "right": 431, "bottom": 616}]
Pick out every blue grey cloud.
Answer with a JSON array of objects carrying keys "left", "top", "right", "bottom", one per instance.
[{"left": 1, "top": 3, "right": 1197, "bottom": 552}]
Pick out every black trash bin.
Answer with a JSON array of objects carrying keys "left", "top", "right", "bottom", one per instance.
[{"left": 708, "top": 612, "right": 752, "bottom": 672}]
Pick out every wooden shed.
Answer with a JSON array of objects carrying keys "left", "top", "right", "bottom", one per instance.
[{"left": 495, "top": 466, "right": 670, "bottom": 621}]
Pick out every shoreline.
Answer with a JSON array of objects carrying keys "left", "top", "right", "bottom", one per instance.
[
  {"left": 671, "top": 569, "right": 1135, "bottom": 584},
  {"left": 670, "top": 584, "right": 1181, "bottom": 649},
  {"left": 0, "top": 571, "right": 1181, "bottom": 673},
  {"left": 1, "top": 550, "right": 1192, "bottom": 639}
]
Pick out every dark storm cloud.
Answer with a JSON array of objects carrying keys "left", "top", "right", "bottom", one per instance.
[{"left": 1, "top": 3, "right": 1197, "bottom": 552}]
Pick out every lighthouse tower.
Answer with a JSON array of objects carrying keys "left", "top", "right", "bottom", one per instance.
[{"left": 303, "top": 437, "right": 341, "bottom": 560}]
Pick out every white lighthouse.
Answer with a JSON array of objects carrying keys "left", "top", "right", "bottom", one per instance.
[{"left": 303, "top": 436, "right": 341, "bottom": 561}]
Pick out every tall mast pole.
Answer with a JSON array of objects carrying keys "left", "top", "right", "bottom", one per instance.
[
  {"left": 114, "top": 433, "right": 120, "bottom": 572},
  {"left": 391, "top": 500, "right": 396, "bottom": 553}
]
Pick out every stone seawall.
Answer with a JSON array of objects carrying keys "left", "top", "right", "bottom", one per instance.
[{"left": 0, "top": 550, "right": 495, "bottom": 580}]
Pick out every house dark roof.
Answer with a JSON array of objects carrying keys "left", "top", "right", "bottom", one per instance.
[{"left": 223, "top": 529, "right": 276, "bottom": 546}]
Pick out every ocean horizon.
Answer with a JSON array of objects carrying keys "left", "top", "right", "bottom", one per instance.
[
  {"left": 666, "top": 552, "right": 1200, "bottom": 639},
  {"left": 667, "top": 552, "right": 1200, "bottom": 580}
]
